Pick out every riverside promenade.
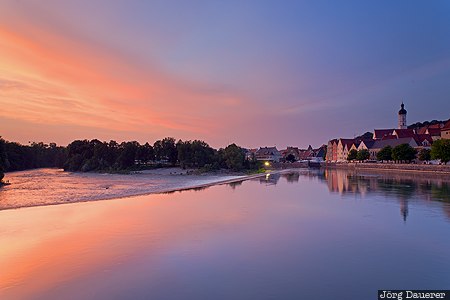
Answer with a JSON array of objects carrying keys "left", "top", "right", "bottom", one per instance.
[{"left": 324, "top": 162, "right": 450, "bottom": 176}]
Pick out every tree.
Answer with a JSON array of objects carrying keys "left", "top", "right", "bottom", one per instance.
[
  {"left": 117, "top": 141, "right": 139, "bottom": 169},
  {"left": 154, "top": 137, "right": 177, "bottom": 165},
  {"left": 377, "top": 146, "right": 392, "bottom": 162},
  {"left": 347, "top": 149, "right": 357, "bottom": 161},
  {"left": 221, "top": 144, "right": 245, "bottom": 171},
  {"left": 356, "top": 149, "right": 370, "bottom": 161},
  {"left": 356, "top": 132, "right": 374, "bottom": 140},
  {"left": 392, "top": 144, "right": 417, "bottom": 162},
  {"left": 431, "top": 139, "right": 450, "bottom": 164},
  {"left": 136, "top": 143, "right": 154, "bottom": 164},
  {"left": 418, "top": 148, "right": 431, "bottom": 162},
  {"left": 177, "top": 140, "right": 215, "bottom": 168},
  {"left": 286, "top": 154, "right": 296, "bottom": 163}
]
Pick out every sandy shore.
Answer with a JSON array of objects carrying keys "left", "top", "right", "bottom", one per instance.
[{"left": 0, "top": 168, "right": 299, "bottom": 211}]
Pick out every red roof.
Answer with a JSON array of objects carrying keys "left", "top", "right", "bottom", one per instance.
[
  {"left": 417, "top": 126, "right": 428, "bottom": 134},
  {"left": 442, "top": 120, "right": 450, "bottom": 131},
  {"left": 426, "top": 127, "right": 441, "bottom": 136},
  {"left": 414, "top": 134, "right": 433, "bottom": 145},
  {"left": 339, "top": 138, "right": 356, "bottom": 149},
  {"left": 381, "top": 135, "right": 397, "bottom": 140},
  {"left": 373, "top": 129, "right": 394, "bottom": 139},
  {"left": 394, "top": 129, "right": 415, "bottom": 138}
]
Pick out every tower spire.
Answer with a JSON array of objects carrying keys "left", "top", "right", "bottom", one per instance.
[{"left": 398, "top": 102, "right": 407, "bottom": 129}]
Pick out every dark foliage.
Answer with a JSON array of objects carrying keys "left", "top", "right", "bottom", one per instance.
[
  {"left": 418, "top": 148, "right": 431, "bottom": 162},
  {"left": 1, "top": 135, "right": 262, "bottom": 173},
  {"left": 347, "top": 149, "right": 357, "bottom": 161},
  {"left": 0, "top": 137, "right": 67, "bottom": 172},
  {"left": 377, "top": 146, "right": 392, "bottom": 161},
  {"left": 356, "top": 149, "right": 370, "bottom": 161},
  {"left": 355, "top": 132, "right": 374, "bottom": 140},
  {"left": 408, "top": 119, "right": 447, "bottom": 130},
  {"left": 431, "top": 139, "right": 450, "bottom": 164},
  {"left": 392, "top": 144, "right": 417, "bottom": 162},
  {"left": 286, "top": 154, "right": 296, "bottom": 163}
]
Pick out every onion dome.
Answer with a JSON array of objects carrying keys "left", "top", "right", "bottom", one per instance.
[{"left": 398, "top": 102, "right": 407, "bottom": 115}]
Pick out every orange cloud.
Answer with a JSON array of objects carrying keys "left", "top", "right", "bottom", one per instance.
[{"left": 0, "top": 17, "right": 254, "bottom": 145}]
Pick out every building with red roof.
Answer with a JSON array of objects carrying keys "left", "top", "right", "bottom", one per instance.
[{"left": 441, "top": 120, "right": 450, "bottom": 140}]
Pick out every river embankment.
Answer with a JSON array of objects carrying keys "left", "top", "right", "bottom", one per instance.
[
  {"left": 324, "top": 162, "right": 450, "bottom": 176},
  {"left": 0, "top": 168, "right": 296, "bottom": 211}
]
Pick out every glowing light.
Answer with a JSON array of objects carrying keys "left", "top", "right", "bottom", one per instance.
[{"left": 264, "top": 161, "right": 270, "bottom": 167}]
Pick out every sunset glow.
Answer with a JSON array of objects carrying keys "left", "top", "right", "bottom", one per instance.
[{"left": 1, "top": 1, "right": 449, "bottom": 148}]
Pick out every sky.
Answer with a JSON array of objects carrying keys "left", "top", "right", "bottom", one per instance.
[{"left": 1, "top": 0, "right": 450, "bottom": 149}]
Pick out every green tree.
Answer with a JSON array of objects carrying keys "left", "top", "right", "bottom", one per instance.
[
  {"left": 377, "top": 146, "right": 392, "bottom": 161},
  {"left": 418, "top": 148, "right": 431, "bottom": 162},
  {"left": 392, "top": 144, "right": 417, "bottom": 162},
  {"left": 431, "top": 139, "right": 450, "bottom": 164},
  {"left": 347, "top": 149, "right": 357, "bottom": 161},
  {"left": 222, "top": 144, "right": 245, "bottom": 171},
  {"left": 356, "top": 149, "right": 370, "bottom": 161}
]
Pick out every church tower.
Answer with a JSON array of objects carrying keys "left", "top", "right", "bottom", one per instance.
[{"left": 398, "top": 102, "right": 407, "bottom": 129}]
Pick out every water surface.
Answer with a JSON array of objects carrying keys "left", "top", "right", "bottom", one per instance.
[
  {"left": 0, "top": 168, "right": 449, "bottom": 299},
  {"left": 0, "top": 168, "right": 243, "bottom": 210}
]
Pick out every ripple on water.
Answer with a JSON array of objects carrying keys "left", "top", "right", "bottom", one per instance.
[{"left": 0, "top": 168, "right": 243, "bottom": 210}]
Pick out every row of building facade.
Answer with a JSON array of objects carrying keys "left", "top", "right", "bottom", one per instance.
[
  {"left": 246, "top": 145, "right": 326, "bottom": 163},
  {"left": 326, "top": 103, "right": 450, "bottom": 162}
]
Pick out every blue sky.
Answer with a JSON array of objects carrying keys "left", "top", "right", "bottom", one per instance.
[{"left": 0, "top": 0, "right": 449, "bottom": 148}]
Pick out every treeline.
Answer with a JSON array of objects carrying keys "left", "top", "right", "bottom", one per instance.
[
  {"left": 408, "top": 119, "right": 447, "bottom": 130},
  {"left": 64, "top": 137, "right": 261, "bottom": 172},
  {"left": 0, "top": 138, "right": 67, "bottom": 177},
  {"left": 347, "top": 141, "right": 450, "bottom": 164},
  {"left": 0, "top": 136, "right": 262, "bottom": 178}
]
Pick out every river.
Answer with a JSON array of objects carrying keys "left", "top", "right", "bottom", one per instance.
[{"left": 0, "top": 168, "right": 449, "bottom": 299}]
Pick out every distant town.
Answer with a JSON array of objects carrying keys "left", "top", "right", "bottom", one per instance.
[
  {"left": 244, "top": 103, "right": 449, "bottom": 165},
  {"left": 325, "top": 103, "right": 450, "bottom": 163}
]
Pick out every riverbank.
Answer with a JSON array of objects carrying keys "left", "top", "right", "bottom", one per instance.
[
  {"left": 0, "top": 168, "right": 295, "bottom": 211},
  {"left": 324, "top": 162, "right": 450, "bottom": 176}
]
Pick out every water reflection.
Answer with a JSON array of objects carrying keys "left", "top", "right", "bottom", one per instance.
[
  {"left": 1, "top": 168, "right": 449, "bottom": 300},
  {"left": 242, "top": 168, "right": 450, "bottom": 223}
]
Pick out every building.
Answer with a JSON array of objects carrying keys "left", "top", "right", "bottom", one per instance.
[
  {"left": 281, "top": 147, "right": 301, "bottom": 161},
  {"left": 367, "top": 137, "right": 418, "bottom": 160},
  {"left": 244, "top": 148, "right": 257, "bottom": 160},
  {"left": 326, "top": 139, "right": 338, "bottom": 162},
  {"left": 336, "top": 139, "right": 356, "bottom": 162},
  {"left": 398, "top": 102, "right": 407, "bottom": 129},
  {"left": 373, "top": 129, "right": 395, "bottom": 140},
  {"left": 327, "top": 102, "right": 438, "bottom": 161},
  {"left": 440, "top": 120, "right": 450, "bottom": 140},
  {"left": 255, "top": 147, "right": 281, "bottom": 162}
]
